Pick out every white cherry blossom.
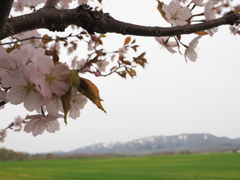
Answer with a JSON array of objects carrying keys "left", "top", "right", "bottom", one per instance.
[
  {"left": 0, "top": 46, "right": 28, "bottom": 87},
  {"left": 45, "top": 95, "right": 64, "bottom": 116},
  {"left": 162, "top": 1, "right": 192, "bottom": 26},
  {"left": 79, "top": 0, "right": 88, "bottom": 4},
  {"left": 6, "top": 75, "right": 44, "bottom": 112},
  {"left": 118, "top": 46, "right": 127, "bottom": 55},
  {"left": 96, "top": 60, "right": 109, "bottom": 72},
  {"left": 69, "top": 92, "right": 87, "bottom": 119},
  {"left": 13, "top": 0, "right": 28, "bottom": 12},
  {"left": 30, "top": 56, "right": 70, "bottom": 98},
  {"left": 155, "top": 37, "right": 178, "bottom": 54},
  {"left": 184, "top": 36, "right": 202, "bottom": 62},
  {"left": 204, "top": 2, "right": 217, "bottom": 21},
  {"left": 14, "top": 30, "right": 42, "bottom": 47},
  {"left": 24, "top": 114, "right": 61, "bottom": 136},
  {"left": 0, "top": 90, "right": 8, "bottom": 103},
  {"left": 192, "top": 0, "right": 203, "bottom": 6},
  {"left": 13, "top": 116, "right": 25, "bottom": 131},
  {"left": 204, "top": 1, "right": 218, "bottom": 35}
]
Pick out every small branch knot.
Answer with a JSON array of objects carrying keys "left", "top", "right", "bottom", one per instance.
[
  {"left": 225, "top": 11, "right": 239, "bottom": 25},
  {"left": 77, "top": 4, "right": 110, "bottom": 34}
]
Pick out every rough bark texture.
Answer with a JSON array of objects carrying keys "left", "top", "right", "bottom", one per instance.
[
  {"left": 0, "top": 0, "right": 14, "bottom": 30},
  {"left": 0, "top": 4, "right": 239, "bottom": 40}
]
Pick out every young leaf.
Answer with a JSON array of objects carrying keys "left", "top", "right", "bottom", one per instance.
[
  {"left": 78, "top": 77, "right": 106, "bottom": 113},
  {"left": 194, "top": 31, "right": 208, "bottom": 35},
  {"left": 61, "top": 89, "right": 72, "bottom": 124},
  {"left": 42, "top": 34, "right": 52, "bottom": 44},
  {"left": 70, "top": 70, "right": 80, "bottom": 88},
  {"left": 61, "top": 70, "right": 80, "bottom": 124},
  {"left": 157, "top": 1, "right": 167, "bottom": 21},
  {"left": 127, "top": 68, "right": 137, "bottom": 78},
  {"left": 122, "top": 60, "right": 132, "bottom": 65},
  {"left": 124, "top": 37, "right": 131, "bottom": 45}
]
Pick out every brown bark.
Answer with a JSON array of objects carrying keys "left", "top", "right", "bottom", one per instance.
[{"left": 0, "top": 0, "right": 14, "bottom": 30}]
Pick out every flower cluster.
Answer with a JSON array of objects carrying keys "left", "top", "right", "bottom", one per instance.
[
  {"left": 0, "top": 45, "right": 87, "bottom": 136},
  {"left": 162, "top": 1, "right": 192, "bottom": 26},
  {"left": 1, "top": 0, "right": 238, "bottom": 140},
  {"left": 155, "top": 0, "right": 219, "bottom": 62},
  {"left": 13, "top": 0, "right": 95, "bottom": 12}
]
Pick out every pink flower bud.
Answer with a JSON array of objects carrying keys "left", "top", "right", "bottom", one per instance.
[
  {"left": 94, "top": 71, "right": 101, "bottom": 77},
  {"left": 84, "top": 67, "right": 90, "bottom": 72}
]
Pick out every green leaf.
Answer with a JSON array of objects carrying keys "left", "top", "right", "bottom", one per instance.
[
  {"left": 61, "top": 70, "right": 80, "bottom": 124},
  {"left": 61, "top": 89, "right": 72, "bottom": 124},
  {"left": 70, "top": 70, "right": 80, "bottom": 88}
]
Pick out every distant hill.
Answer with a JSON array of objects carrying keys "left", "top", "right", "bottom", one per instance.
[{"left": 66, "top": 134, "right": 240, "bottom": 155}]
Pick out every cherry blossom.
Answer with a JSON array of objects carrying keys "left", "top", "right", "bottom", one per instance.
[
  {"left": 30, "top": 56, "right": 70, "bottom": 98},
  {"left": 24, "top": 114, "right": 61, "bottom": 136},
  {"left": 0, "top": 0, "right": 239, "bottom": 139},
  {"left": 20, "top": 44, "right": 45, "bottom": 63},
  {"left": 162, "top": 1, "right": 192, "bottom": 26},
  {"left": 79, "top": 0, "right": 89, "bottom": 4},
  {"left": 0, "top": 90, "right": 8, "bottom": 103},
  {"left": 13, "top": 116, "right": 25, "bottom": 132},
  {"left": 13, "top": 0, "right": 46, "bottom": 9},
  {"left": 184, "top": 36, "right": 202, "bottom": 62},
  {"left": 71, "top": 56, "right": 78, "bottom": 69},
  {"left": 94, "top": 71, "right": 101, "bottom": 77},
  {"left": 204, "top": 1, "right": 218, "bottom": 35},
  {"left": 118, "top": 46, "right": 127, "bottom": 55},
  {"left": 230, "top": 26, "right": 239, "bottom": 35},
  {"left": 14, "top": 30, "right": 42, "bottom": 47},
  {"left": 0, "top": 130, "right": 7, "bottom": 142},
  {"left": 192, "top": 0, "right": 203, "bottom": 6},
  {"left": 0, "top": 90, "right": 8, "bottom": 109},
  {"left": 12, "top": 0, "right": 27, "bottom": 12},
  {"left": 155, "top": 37, "right": 178, "bottom": 54},
  {"left": 58, "top": 0, "right": 72, "bottom": 9},
  {"left": 204, "top": 2, "right": 217, "bottom": 21},
  {"left": 0, "top": 46, "right": 28, "bottom": 87},
  {"left": 88, "top": 40, "right": 94, "bottom": 51},
  {"left": 45, "top": 95, "right": 64, "bottom": 116},
  {"left": 6, "top": 75, "right": 43, "bottom": 112},
  {"left": 111, "top": 54, "right": 116, "bottom": 62},
  {"left": 69, "top": 91, "right": 88, "bottom": 119},
  {"left": 29, "top": 0, "right": 46, "bottom": 7},
  {"left": 77, "top": 59, "right": 87, "bottom": 69},
  {"left": 71, "top": 57, "right": 88, "bottom": 72},
  {"left": 95, "top": 60, "right": 109, "bottom": 72}
]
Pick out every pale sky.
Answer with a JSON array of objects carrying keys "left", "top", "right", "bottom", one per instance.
[{"left": 1, "top": 0, "right": 240, "bottom": 153}]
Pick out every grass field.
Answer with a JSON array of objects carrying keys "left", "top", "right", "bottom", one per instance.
[{"left": 0, "top": 153, "right": 239, "bottom": 180}]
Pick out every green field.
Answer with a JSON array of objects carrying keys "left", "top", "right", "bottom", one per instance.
[{"left": 0, "top": 153, "right": 240, "bottom": 180}]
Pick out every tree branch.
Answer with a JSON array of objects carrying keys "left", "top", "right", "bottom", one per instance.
[
  {"left": 1, "top": 4, "right": 239, "bottom": 40},
  {"left": 0, "top": 0, "right": 14, "bottom": 30}
]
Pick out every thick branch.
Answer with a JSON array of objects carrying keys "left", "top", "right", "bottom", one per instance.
[
  {"left": 0, "top": 4, "right": 239, "bottom": 40},
  {"left": 0, "top": 0, "right": 14, "bottom": 30},
  {"left": 94, "top": 12, "right": 238, "bottom": 36}
]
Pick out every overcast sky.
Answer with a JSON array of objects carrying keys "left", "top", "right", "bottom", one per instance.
[{"left": 1, "top": 0, "right": 240, "bottom": 153}]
